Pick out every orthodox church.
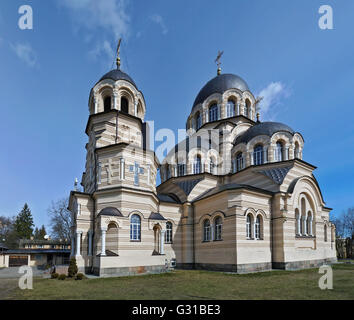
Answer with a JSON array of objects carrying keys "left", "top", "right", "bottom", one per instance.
[{"left": 68, "top": 49, "right": 336, "bottom": 276}]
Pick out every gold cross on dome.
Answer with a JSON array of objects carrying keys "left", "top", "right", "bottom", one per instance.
[
  {"left": 116, "top": 38, "right": 122, "bottom": 69},
  {"left": 215, "top": 50, "right": 224, "bottom": 75}
]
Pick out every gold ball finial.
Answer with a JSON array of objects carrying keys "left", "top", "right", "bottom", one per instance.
[
  {"left": 256, "top": 112, "right": 260, "bottom": 123},
  {"left": 217, "top": 67, "right": 221, "bottom": 75},
  {"left": 116, "top": 57, "right": 121, "bottom": 69}
]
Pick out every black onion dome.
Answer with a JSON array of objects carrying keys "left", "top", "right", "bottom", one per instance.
[
  {"left": 192, "top": 73, "right": 249, "bottom": 110},
  {"left": 98, "top": 207, "right": 123, "bottom": 217},
  {"left": 99, "top": 69, "right": 137, "bottom": 88},
  {"left": 235, "top": 122, "right": 295, "bottom": 145}
]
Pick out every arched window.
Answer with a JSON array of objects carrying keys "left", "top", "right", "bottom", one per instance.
[
  {"left": 165, "top": 222, "right": 173, "bottom": 244},
  {"left": 153, "top": 225, "right": 161, "bottom": 254},
  {"left": 245, "top": 99, "right": 251, "bottom": 117},
  {"left": 104, "top": 96, "right": 112, "bottom": 112},
  {"left": 324, "top": 224, "right": 328, "bottom": 242},
  {"left": 301, "top": 198, "right": 307, "bottom": 235},
  {"left": 106, "top": 222, "right": 118, "bottom": 255},
  {"left": 209, "top": 104, "right": 218, "bottom": 122},
  {"left": 253, "top": 145, "right": 264, "bottom": 165},
  {"left": 226, "top": 100, "right": 235, "bottom": 117},
  {"left": 236, "top": 152, "right": 244, "bottom": 172},
  {"left": 255, "top": 215, "right": 262, "bottom": 240},
  {"left": 246, "top": 214, "right": 253, "bottom": 239},
  {"left": 177, "top": 163, "right": 186, "bottom": 176},
  {"left": 295, "top": 142, "right": 300, "bottom": 159},
  {"left": 307, "top": 212, "right": 313, "bottom": 236},
  {"left": 130, "top": 214, "right": 141, "bottom": 241},
  {"left": 193, "top": 156, "right": 202, "bottom": 174},
  {"left": 203, "top": 219, "right": 211, "bottom": 242},
  {"left": 295, "top": 209, "right": 300, "bottom": 235},
  {"left": 214, "top": 217, "right": 222, "bottom": 241},
  {"left": 121, "top": 97, "right": 129, "bottom": 114},
  {"left": 275, "top": 142, "right": 283, "bottom": 162},
  {"left": 195, "top": 112, "right": 202, "bottom": 130}
]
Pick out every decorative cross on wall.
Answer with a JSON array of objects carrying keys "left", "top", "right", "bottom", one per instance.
[
  {"left": 130, "top": 162, "right": 144, "bottom": 186},
  {"left": 105, "top": 159, "right": 113, "bottom": 185}
]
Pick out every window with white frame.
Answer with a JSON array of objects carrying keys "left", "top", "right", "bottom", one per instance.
[
  {"left": 214, "top": 217, "right": 222, "bottom": 241},
  {"left": 177, "top": 163, "right": 186, "bottom": 176},
  {"left": 226, "top": 100, "right": 235, "bottom": 117},
  {"left": 255, "top": 215, "right": 262, "bottom": 240},
  {"left": 203, "top": 219, "right": 211, "bottom": 242},
  {"left": 274, "top": 142, "right": 283, "bottom": 162},
  {"left": 253, "top": 145, "right": 264, "bottom": 165},
  {"left": 236, "top": 152, "right": 244, "bottom": 172},
  {"left": 195, "top": 112, "right": 202, "bottom": 130},
  {"left": 130, "top": 214, "right": 141, "bottom": 241},
  {"left": 165, "top": 222, "right": 173, "bottom": 244},
  {"left": 209, "top": 104, "right": 218, "bottom": 122},
  {"left": 307, "top": 212, "right": 313, "bottom": 236},
  {"left": 246, "top": 214, "right": 253, "bottom": 239},
  {"left": 193, "top": 156, "right": 202, "bottom": 174}
]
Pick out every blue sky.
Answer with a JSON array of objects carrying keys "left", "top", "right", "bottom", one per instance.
[{"left": 0, "top": 0, "right": 353, "bottom": 231}]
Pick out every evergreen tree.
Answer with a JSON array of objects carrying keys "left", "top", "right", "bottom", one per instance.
[
  {"left": 68, "top": 258, "right": 78, "bottom": 277},
  {"left": 34, "top": 225, "right": 47, "bottom": 240},
  {"left": 14, "top": 203, "right": 34, "bottom": 239}
]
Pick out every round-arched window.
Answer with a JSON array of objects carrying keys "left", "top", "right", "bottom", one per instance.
[
  {"left": 226, "top": 100, "right": 235, "bottom": 117},
  {"left": 130, "top": 214, "right": 141, "bottom": 241},
  {"left": 203, "top": 219, "right": 211, "bottom": 242},
  {"left": 165, "top": 222, "right": 173, "bottom": 244},
  {"left": 214, "top": 217, "right": 222, "bottom": 240},
  {"left": 121, "top": 97, "right": 129, "bottom": 114},
  {"left": 254, "top": 145, "right": 264, "bottom": 165},
  {"left": 209, "top": 104, "right": 218, "bottom": 122},
  {"left": 104, "top": 96, "right": 112, "bottom": 112}
]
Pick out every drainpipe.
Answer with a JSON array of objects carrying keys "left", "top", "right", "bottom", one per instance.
[{"left": 192, "top": 203, "right": 196, "bottom": 269}]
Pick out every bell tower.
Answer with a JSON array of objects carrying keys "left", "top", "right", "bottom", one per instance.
[{"left": 81, "top": 42, "right": 157, "bottom": 195}]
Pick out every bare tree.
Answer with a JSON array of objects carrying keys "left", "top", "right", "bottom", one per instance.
[
  {"left": 48, "top": 198, "right": 72, "bottom": 241},
  {"left": 333, "top": 207, "right": 354, "bottom": 238},
  {"left": 0, "top": 216, "right": 18, "bottom": 248}
]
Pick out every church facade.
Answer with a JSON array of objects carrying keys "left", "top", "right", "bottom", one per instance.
[{"left": 68, "top": 58, "right": 336, "bottom": 277}]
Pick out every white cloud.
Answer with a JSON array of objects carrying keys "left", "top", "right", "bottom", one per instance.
[
  {"left": 59, "top": 0, "right": 130, "bottom": 65},
  {"left": 88, "top": 40, "right": 115, "bottom": 68},
  {"left": 60, "top": 0, "right": 130, "bottom": 39},
  {"left": 257, "top": 82, "right": 291, "bottom": 120},
  {"left": 150, "top": 14, "right": 168, "bottom": 35},
  {"left": 10, "top": 42, "right": 37, "bottom": 67}
]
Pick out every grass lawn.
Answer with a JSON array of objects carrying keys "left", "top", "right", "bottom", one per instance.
[{"left": 6, "top": 264, "right": 354, "bottom": 300}]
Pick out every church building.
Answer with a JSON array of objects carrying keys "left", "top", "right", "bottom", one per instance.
[{"left": 68, "top": 49, "right": 336, "bottom": 276}]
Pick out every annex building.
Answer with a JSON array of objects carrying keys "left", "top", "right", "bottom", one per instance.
[{"left": 68, "top": 52, "right": 336, "bottom": 276}]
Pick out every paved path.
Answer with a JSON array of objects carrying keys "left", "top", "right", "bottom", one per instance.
[
  {"left": 0, "top": 267, "right": 48, "bottom": 300},
  {"left": 0, "top": 267, "right": 45, "bottom": 279}
]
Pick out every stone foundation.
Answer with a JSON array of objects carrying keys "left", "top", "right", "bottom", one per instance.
[
  {"left": 177, "top": 262, "right": 272, "bottom": 273},
  {"left": 272, "top": 257, "right": 338, "bottom": 270},
  {"left": 92, "top": 265, "right": 168, "bottom": 277}
]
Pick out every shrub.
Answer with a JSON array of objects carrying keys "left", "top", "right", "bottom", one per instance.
[
  {"left": 68, "top": 258, "right": 78, "bottom": 278},
  {"left": 75, "top": 273, "right": 85, "bottom": 280},
  {"left": 51, "top": 273, "right": 59, "bottom": 279},
  {"left": 58, "top": 274, "right": 66, "bottom": 280}
]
